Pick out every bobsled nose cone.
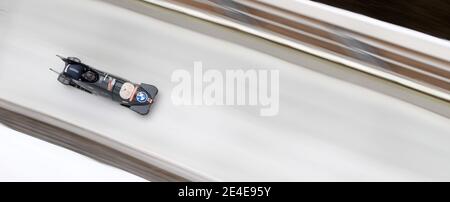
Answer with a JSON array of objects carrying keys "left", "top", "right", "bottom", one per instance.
[
  {"left": 130, "top": 105, "right": 150, "bottom": 115},
  {"left": 140, "top": 83, "right": 158, "bottom": 99}
]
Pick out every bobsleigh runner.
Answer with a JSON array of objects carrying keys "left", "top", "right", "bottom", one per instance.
[{"left": 50, "top": 55, "right": 158, "bottom": 115}]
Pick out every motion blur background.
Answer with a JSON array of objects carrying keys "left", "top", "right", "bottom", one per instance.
[{"left": 0, "top": 0, "right": 449, "bottom": 181}]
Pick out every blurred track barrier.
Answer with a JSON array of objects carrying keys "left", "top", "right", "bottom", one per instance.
[
  {"left": 0, "top": 99, "right": 192, "bottom": 181},
  {"left": 144, "top": 0, "right": 450, "bottom": 101}
]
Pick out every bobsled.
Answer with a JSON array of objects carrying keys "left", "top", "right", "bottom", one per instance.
[{"left": 51, "top": 55, "right": 158, "bottom": 115}]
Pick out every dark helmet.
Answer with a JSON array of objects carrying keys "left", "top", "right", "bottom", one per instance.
[{"left": 63, "top": 64, "right": 85, "bottom": 80}]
